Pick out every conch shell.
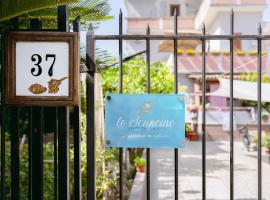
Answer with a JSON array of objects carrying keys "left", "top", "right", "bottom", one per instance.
[
  {"left": 48, "top": 77, "right": 67, "bottom": 94},
  {"left": 28, "top": 84, "right": 47, "bottom": 94}
]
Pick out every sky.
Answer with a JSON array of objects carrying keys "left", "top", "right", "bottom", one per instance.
[
  {"left": 80, "top": 0, "right": 127, "bottom": 57},
  {"left": 89, "top": 0, "right": 270, "bottom": 56}
]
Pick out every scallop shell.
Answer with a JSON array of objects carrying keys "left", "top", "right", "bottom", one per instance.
[{"left": 28, "top": 84, "right": 47, "bottom": 94}]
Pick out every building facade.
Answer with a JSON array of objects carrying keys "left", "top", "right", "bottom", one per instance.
[{"left": 124, "top": 0, "right": 268, "bottom": 109}]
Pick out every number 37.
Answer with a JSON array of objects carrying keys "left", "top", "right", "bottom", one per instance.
[{"left": 31, "top": 54, "right": 56, "bottom": 77}]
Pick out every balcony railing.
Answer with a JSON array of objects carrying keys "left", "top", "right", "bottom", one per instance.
[{"left": 127, "top": 17, "right": 195, "bottom": 33}]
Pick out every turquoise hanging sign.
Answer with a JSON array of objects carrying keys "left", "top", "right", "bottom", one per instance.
[{"left": 105, "top": 94, "right": 185, "bottom": 148}]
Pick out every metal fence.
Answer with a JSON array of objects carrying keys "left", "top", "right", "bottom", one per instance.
[
  {"left": 94, "top": 9, "right": 264, "bottom": 200},
  {"left": 0, "top": 5, "right": 266, "bottom": 200}
]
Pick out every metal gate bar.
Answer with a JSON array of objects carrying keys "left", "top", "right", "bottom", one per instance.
[
  {"left": 201, "top": 23, "right": 206, "bottom": 200},
  {"left": 118, "top": 9, "right": 124, "bottom": 200},
  {"left": 10, "top": 107, "right": 19, "bottom": 200},
  {"left": 173, "top": 11, "right": 179, "bottom": 200},
  {"left": 94, "top": 9, "right": 265, "bottom": 200},
  {"left": 57, "top": 6, "right": 70, "bottom": 200},
  {"left": 28, "top": 108, "right": 32, "bottom": 200},
  {"left": 10, "top": 17, "right": 20, "bottom": 200},
  {"left": 31, "top": 107, "right": 44, "bottom": 200},
  {"left": 0, "top": 23, "right": 6, "bottom": 200},
  {"left": 95, "top": 34, "right": 270, "bottom": 40},
  {"left": 146, "top": 24, "right": 151, "bottom": 200},
  {"left": 53, "top": 107, "right": 58, "bottom": 200},
  {"left": 29, "top": 18, "right": 44, "bottom": 200},
  {"left": 230, "top": 10, "right": 234, "bottom": 200},
  {"left": 86, "top": 22, "right": 96, "bottom": 200},
  {"left": 258, "top": 23, "right": 262, "bottom": 200},
  {"left": 73, "top": 17, "right": 82, "bottom": 200}
]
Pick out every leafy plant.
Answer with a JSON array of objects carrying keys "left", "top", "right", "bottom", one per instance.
[
  {"left": 185, "top": 123, "right": 192, "bottom": 132},
  {"left": 0, "top": 0, "right": 77, "bottom": 22},
  {"left": 1, "top": 0, "right": 112, "bottom": 30},
  {"left": 263, "top": 134, "right": 270, "bottom": 149},
  {"left": 2, "top": 142, "right": 55, "bottom": 200},
  {"left": 100, "top": 57, "right": 175, "bottom": 95},
  {"left": 133, "top": 156, "right": 146, "bottom": 167},
  {"left": 19, "top": 0, "right": 112, "bottom": 28}
]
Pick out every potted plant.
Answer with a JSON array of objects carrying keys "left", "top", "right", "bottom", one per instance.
[
  {"left": 134, "top": 156, "right": 146, "bottom": 173},
  {"left": 185, "top": 123, "right": 199, "bottom": 141}
]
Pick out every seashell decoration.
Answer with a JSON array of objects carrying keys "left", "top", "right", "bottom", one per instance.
[
  {"left": 28, "top": 83, "right": 47, "bottom": 94},
  {"left": 48, "top": 77, "right": 68, "bottom": 94}
]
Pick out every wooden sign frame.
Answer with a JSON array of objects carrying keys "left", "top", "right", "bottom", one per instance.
[{"left": 5, "top": 32, "right": 79, "bottom": 106}]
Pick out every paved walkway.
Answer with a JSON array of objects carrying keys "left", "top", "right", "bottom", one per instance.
[{"left": 150, "top": 141, "right": 270, "bottom": 200}]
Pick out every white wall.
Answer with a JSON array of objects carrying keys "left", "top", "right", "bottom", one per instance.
[
  {"left": 124, "top": 0, "right": 202, "bottom": 18},
  {"left": 208, "top": 12, "right": 262, "bottom": 51},
  {"left": 124, "top": 40, "right": 171, "bottom": 63}
]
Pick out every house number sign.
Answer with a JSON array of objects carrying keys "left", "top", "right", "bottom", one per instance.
[
  {"left": 5, "top": 32, "right": 79, "bottom": 106},
  {"left": 105, "top": 94, "right": 186, "bottom": 148}
]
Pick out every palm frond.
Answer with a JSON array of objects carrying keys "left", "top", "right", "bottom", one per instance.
[
  {"left": 69, "top": 0, "right": 112, "bottom": 22},
  {"left": 18, "top": 0, "right": 112, "bottom": 28},
  {"left": 0, "top": 0, "right": 78, "bottom": 22}
]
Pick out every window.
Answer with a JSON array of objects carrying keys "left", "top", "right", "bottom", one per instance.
[{"left": 170, "top": 4, "right": 180, "bottom": 16}]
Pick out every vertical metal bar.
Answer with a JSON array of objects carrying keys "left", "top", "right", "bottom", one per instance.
[
  {"left": 28, "top": 109, "right": 32, "bottom": 200},
  {"left": 257, "top": 23, "right": 262, "bottom": 200},
  {"left": 54, "top": 108, "right": 58, "bottom": 200},
  {"left": 229, "top": 9, "right": 234, "bottom": 200},
  {"left": 10, "top": 107, "right": 19, "bottom": 200},
  {"left": 10, "top": 17, "right": 19, "bottom": 200},
  {"left": 73, "top": 17, "right": 81, "bottom": 200},
  {"left": 146, "top": 25, "right": 151, "bottom": 200},
  {"left": 73, "top": 106, "right": 81, "bottom": 200},
  {"left": 58, "top": 6, "right": 69, "bottom": 32},
  {"left": 0, "top": 28, "right": 6, "bottom": 200},
  {"left": 43, "top": 108, "right": 58, "bottom": 200},
  {"left": 57, "top": 5, "right": 70, "bottom": 200},
  {"left": 57, "top": 107, "right": 70, "bottom": 200},
  {"left": 28, "top": 18, "right": 43, "bottom": 200},
  {"left": 173, "top": 10, "right": 178, "bottom": 200},
  {"left": 86, "top": 24, "right": 96, "bottom": 200},
  {"left": 202, "top": 23, "right": 206, "bottom": 200},
  {"left": 31, "top": 107, "right": 44, "bottom": 200},
  {"left": 119, "top": 9, "right": 124, "bottom": 200}
]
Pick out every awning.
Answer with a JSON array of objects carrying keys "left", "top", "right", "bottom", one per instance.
[
  {"left": 167, "top": 53, "right": 269, "bottom": 74},
  {"left": 208, "top": 78, "right": 270, "bottom": 102}
]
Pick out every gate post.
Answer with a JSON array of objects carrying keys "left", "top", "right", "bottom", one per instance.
[
  {"left": 73, "top": 16, "right": 82, "bottom": 200},
  {"left": 86, "top": 24, "right": 96, "bottom": 200}
]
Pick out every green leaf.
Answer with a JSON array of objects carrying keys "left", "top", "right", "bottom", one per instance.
[
  {"left": 10, "top": 0, "right": 112, "bottom": 28},
  {"left": 0, "top": 0, "right": 79, "bottom": 22}
]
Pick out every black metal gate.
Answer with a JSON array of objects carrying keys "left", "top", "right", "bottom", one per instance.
[
  {"left": 0, "top": 5, "right": 267, "bottom": 200},
  {"left": 0, "top": 5, "right": 95, "bottom": 200}
]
